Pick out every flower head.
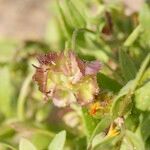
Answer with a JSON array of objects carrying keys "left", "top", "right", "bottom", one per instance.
[
  {"left": 33, "top": 51, "right": 101, "bottom": 107},
  {"left": 88, "top": 92, "right": 113, "bottom": 118},
  {"left": 107, "top": 123, "right": 120, "bottom": 137},
  {"left": 107, "top": 117, "right": 124, "bottom": 137},
  {"left": 89, "top": 102, "right": 101, "bottom": 115}
]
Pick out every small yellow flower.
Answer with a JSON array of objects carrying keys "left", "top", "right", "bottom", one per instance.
[
  {"left": 89, "top": 102, "right": 102, "bottom": 115},
  {"left": 107, "top": 123, "right": 120, "bottom": 137},
  {"left": 88, "top": 92, "right": 112, "bottom": 117}
]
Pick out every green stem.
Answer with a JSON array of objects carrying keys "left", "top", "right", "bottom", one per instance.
[
  {"left": 17, "top": 72, "right": 33, "bottom": 121},
  {"left": 124, "top": 24, "right": 142, "bottom": 47},
  {"left": 132, "top": 53, "right": 150, "bottom": 92}
]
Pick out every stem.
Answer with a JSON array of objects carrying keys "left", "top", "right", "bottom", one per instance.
[
  {"left": 124, "top": 24, "right": 142, "bottom": 47},
  {"left": 132, "top": 53, "right": 150, "bottom": 92},
  {"left": 17, "top": 72, "right": 33, "bottom": 121}
]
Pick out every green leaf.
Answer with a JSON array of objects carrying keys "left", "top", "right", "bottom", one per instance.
[
  {"left": 124, "top": 25, "right": 142, "bottom": 47},
  {"left": 31, "top": 131, "right": 53, "bottom": 150},
  {"left": 119, "top": 50, "right": 137, "bottom": 82},
  {"left": 97, "top": 73, "right": 122, "bottom": 93},
  {"left": 56, "top": 0, "right": 73, "bottom": 39},
  {"left": 19, "top": 138, "right": 37, "bottom": 150},
  {"left": 92, "top": 133, "right": 123, "bottom": 150},
  {"left": 125, "top": 109, "right": 139, "bottom": 132},
  {"left": 120, "top": 137, "right": 134, "bottom": 150},
  {"left": 140, "top": 4, "right": 150, "bottom": 31},
  {"left": 140, "top": 113, "right": 150, "bottom": 141},
  {"left": 75, "top": 136, "right": 87, "bottom": 150},
  {"left": 145, "top": 137, "right": 150, "bottom": 150},
  {"left": 139, "top": 67, "right": 150, "bottom": 86},
  {"left": 135, "top": 81, "right": 150, "bottom": 111},
  {"left": 48, "top": 130, "right": 66, "bottom": 150},
  {"left": 139, "top": 4, "right": 150, "bottom": 46},
  {"left": 0, "top": 67, "right": 13, "bottom": 117},
  {"left": 111, "top": 80, "right": 134, "bottom": 118},
  {"left": 87, "top": 116, "right": 112, "bottom": 149},
  {"left": 69, "top": 0, "right": 86, "bottom": 22},
  {"left": 92, "top": 122, "right": 126, "bottom": 150},
  {"left": 125, "top": 130, "right": 145, "bottom": 150},
  {"left": 133, "top": 53, "right": 150, "bottom": 91},
  {"left": 45, "top": 19, "right": 65, "bottom": 50},
  {"left": 81, "top": 108, "right": 98, "bottom": 139},
  {"left": 66, "top": 0, "right": 86, "bottom": 28},
  {"left": 112, "top": 53, "right": 150, "bottom": 117}
]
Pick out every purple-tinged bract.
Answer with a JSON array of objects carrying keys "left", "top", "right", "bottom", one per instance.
[{"left": 33, "top": 51, "right": 101, "bottom": 107}]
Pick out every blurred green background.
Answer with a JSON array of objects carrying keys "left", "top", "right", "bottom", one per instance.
[{"left": 0, "top": 0, "right": 150, "bottom": 150}]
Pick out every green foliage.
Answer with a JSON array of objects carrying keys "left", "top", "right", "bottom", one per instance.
[
  {"left": 0, "top": 68, "right": 13, "bottom": 117},
  {"left": 112, "top": 54, "right": 150, "bottom": 118},
  {"left": 48, "top": 130, "right": 66, "bottom": 150},
  {"left": 120, "top": 130, "right": 145, "bottom": 150},
  {"left": 119, "top": 50, "right": 137, "bottom": 82},
  {"left": 82, "top": 108, "right": 99, "bottom": 139},
  {"left": 97, "top": 73, "right": 122, "bottom": 93},
  {"left": 135, "top": 81, "right": 150, "bottom": 111},
  {"left": 87, "top": 116, "right": 112, "bottom": 149},
  {"left": 19, "top": 138, "right": 37, "bottom": 150},
  {"left": 0, "top": 0, "right": 150, "bottom": 150}
]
